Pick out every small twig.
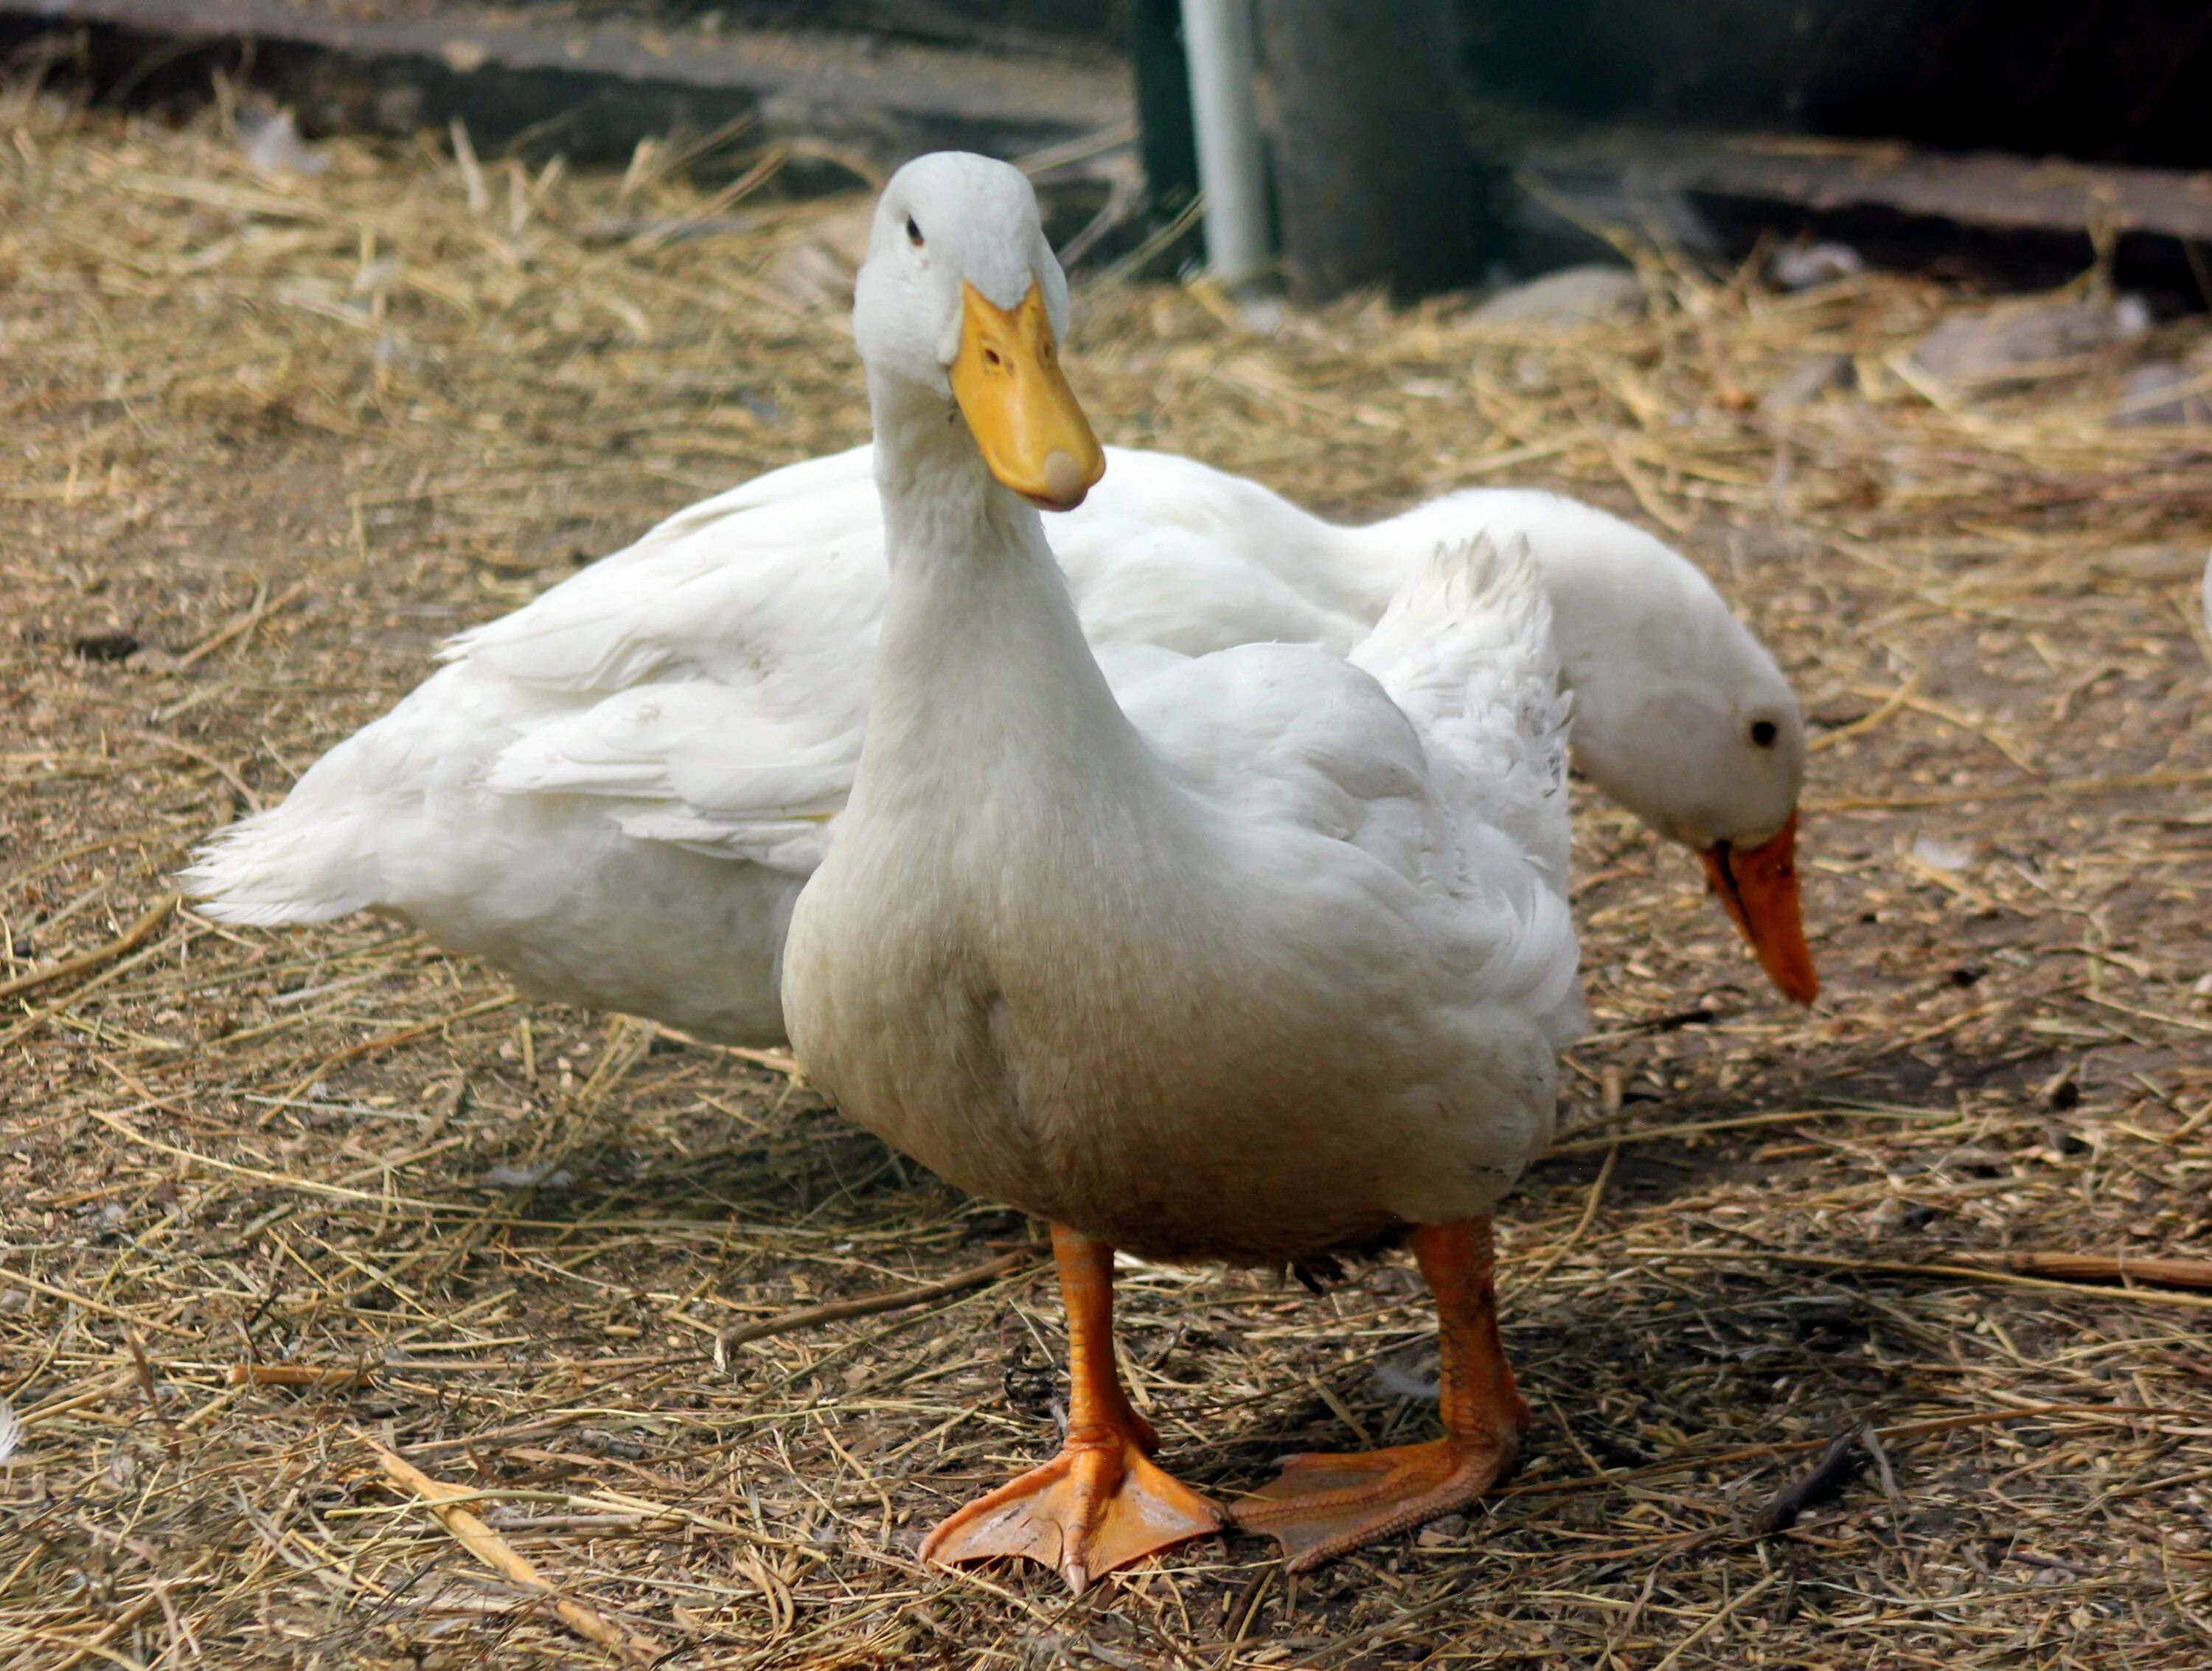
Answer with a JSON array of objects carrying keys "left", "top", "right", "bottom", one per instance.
[
  {"left": 1575, "top": 1005, "right": 1722, "bottom": 1043},
  {"left": 448, "top": 118, "right": 488, "bottom": 214},
  {"left": 361, "top": 1433, "right": 664, "bottom": 1662},
  {"left": 1649, "top": 1571, "right": 1778, "bottom": 1671},
  {"left": 0, "top": 828, "right": 173, "bottom": 895},
  {"left": 1082, "top": 192, "right": 1203, "bottom": 293},
  {"left": 1523, "top": 1138, "right": 1619, "bottom": 1288},
  {"left": 122, "top": 1330, "right": 181, "bottom": 1459},
  {"left": 1545, "top": 1102, "right": 1940, "bottom": 1158},
  {"left": 175, "top": 578, "right": 305, "bottom": 667},
  {"left": 1055, "top": 176, "right": 1140, "bottom": 271},
  {"left": 481, "top": 1512, "right": 656, "bottom": 1534},
  {"left": 1506, "top": 1403, "right": 2191, "bottom": 1499},
  {"left": 0, "top": 894, "right": 177, "bottom": 1002},
  {"left": 26, "top": 1591, "right": 166, "bottom": 1671},
  {"left": 227, "top": 1363, "right": 373, "bottom": 1389},
  {"left": 1604, "top": 435, "right": 1692, "bottom": 535},
  {"left": 0, "top": 1263, "right": 193, "bottom": 1336},
  {"left": 1861, "top": 1422, "right": 1910, "bottom": 1538},
  {"left": 1941, "top": 1250, "right": 2212, "bottom": 1291},
  {"left": 1754, "top": 1431, "right": 1865, "bottom": 1533},
  {"left": 274, "top": 990, "right": 521, "bottom": 1104},
  {"left": 1806, "top": 765, "right": 2212, "bottom": 813},
  {"left": 133, "top": 730, "right": 261, "bottom": 810},
  {"left": 399, "top": 1417, "right": 584, "bottom": 1459},
  {"left": 630, "top": 145, "right": 787, "bottom": 251},
  {"left": 1012, "top": 118, "right": 1138, "bottom": 178},
  {"left": 716, "top": 1245, "right": 1044, "bottom": 1368},
  {"left": 1622, "top": 1244, "right": 2212, "bottom": 1308},
  {"left": 622, "top": 108, "right": 761, "bottom": 197},
  {"left": 653, "top": 1021, "right": 800, "bottom": 1076},
  {"left": 1217, "top": 1566, "right": 1275, "bottom": 1668},
  {"left": 577, "top": 206, "right": 779, "bottom": 246},
  {"left": 1809, "top": 666, "right": 1923, "bottom": 752},
  {"left": 1845, "top": 684, "right": 2041, "bottom": 774}
]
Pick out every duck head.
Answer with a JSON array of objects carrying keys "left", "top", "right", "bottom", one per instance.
[
  {"left": 854, "top": 152, "right": 1105, "bottom": 512},
  {"left": 1568, "top": 607, "right": 1818, "bottom": 1005},
  {"left": 1363, "top": 492, "right": 1820, "bottom": 1004},
  {"left": 1388, "top": 491, "right": 1820, "bottom": 1004}
]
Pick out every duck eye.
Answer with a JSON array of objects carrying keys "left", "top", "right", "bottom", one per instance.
[
  {"left": 1750, "top": 719, "right": 1778, "bottom": 748},
  {"left": 905, "top": 215, "right": 924, "bottom": 248}
]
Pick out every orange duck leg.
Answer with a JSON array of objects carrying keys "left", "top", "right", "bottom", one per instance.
[
  {"left": 1232, "top": 1218, "right": 1530, "bottom": 1570},
  {"left": 922, "top": 1223, "right": 1222, "bottom": 1594}
]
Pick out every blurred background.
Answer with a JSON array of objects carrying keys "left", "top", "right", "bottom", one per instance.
[{"left": 6, "top": 0, "right": 2212, "bottom": 305}]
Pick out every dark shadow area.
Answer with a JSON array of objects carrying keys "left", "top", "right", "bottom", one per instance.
[{"left": 1458, "top": 0, "right": 2212, "bottom": 170}]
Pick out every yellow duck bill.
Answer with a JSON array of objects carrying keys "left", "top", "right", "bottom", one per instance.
[{"left": 950, "top": 280, "right": 1105, "bottom": 512}]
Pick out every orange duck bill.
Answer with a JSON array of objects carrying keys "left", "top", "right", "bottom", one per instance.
[{"left": 1700, "top": 812, "right": 1819, "bottom": 1004}]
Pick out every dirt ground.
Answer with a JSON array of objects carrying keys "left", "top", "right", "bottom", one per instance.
[{"left": 4, "top": 76, "right": 2212, "bottom": 1671}]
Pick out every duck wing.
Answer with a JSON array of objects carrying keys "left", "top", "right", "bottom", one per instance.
[
  {"left": 484, "top": 681, "right": 849, "bottom": 874},
  {"left": 1114, "top": 535, "right": 1582, "bottom": 1042},
  {"left": 185, "top": 470, "right": 883, "bottom": 925}
]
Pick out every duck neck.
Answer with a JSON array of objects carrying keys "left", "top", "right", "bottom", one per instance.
[
  {"left": 1343, "top": 496, "right": 1493, "bottom": 608},
  {"left": 855, "top": 371, "right": 1164, "bottom": 821},
  {"left": 870, "top": 376, "right": 1004, "bottom": 579}
]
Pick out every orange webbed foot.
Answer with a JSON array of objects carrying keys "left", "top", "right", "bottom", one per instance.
[
  {"left": 1229, "top": 1429, "right": 1517, "bottom": 1570},
  {"left": 922, "top": 1428, "right": 1222, "bottom": 1594},
  {"left": 1233, "top": 1218, "right": 1528, "bottom": 1571}
]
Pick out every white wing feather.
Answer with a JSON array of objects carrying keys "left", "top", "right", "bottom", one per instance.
[
  {"left": 484, "top": 682, "right": 851, "bottom": 873},
  {"left": 1350, "top": 533, "right": 1574, "bottom": 893}
]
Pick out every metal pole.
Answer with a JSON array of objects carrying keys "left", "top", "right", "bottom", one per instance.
[{"left": 1179, "top": 0, "right": 1270, "bottom": 288}]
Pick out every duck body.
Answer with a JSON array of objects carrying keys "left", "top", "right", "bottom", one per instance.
[
  {"left": 786, "top": 435, "right": 1575, "bottom": 1262},
  {"left": 781, "top": 151, "right": 1563, "bottom": 1585},
  {"left": 187, "top": 445, "right": 1812, "bottom": 1037}
]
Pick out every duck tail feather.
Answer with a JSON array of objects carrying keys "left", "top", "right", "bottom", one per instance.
[
  {"left": 178, "top": 807, "right": 380, "bottom": 925},
  {"left": 1351, "top": 534, "right": 1573, "bottom": 884}
]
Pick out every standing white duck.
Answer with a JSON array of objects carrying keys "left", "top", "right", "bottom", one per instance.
[
  {"left": 184, "top": 462, "right": 1814, "bottom": 1046},
  {"left": 781, "top": 151, "right": 1579, "bottom": 1588}
]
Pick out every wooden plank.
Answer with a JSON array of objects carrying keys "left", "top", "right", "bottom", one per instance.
[
  {"left": 1520, "top": 129, "right": 2212, "bottom": 246},
  {"left": 3, "top": 0, "right": 1130, "bottom": 164}
]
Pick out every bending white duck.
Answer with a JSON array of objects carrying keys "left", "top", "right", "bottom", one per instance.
[
  {"left": 781, "top": 150, "right": 1577, "bottom": 1588},
  {"left": 185, "top": 293, "right": 1819, "bottom": 1045}
]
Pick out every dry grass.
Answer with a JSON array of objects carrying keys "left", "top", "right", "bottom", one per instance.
[{"left": 5, "top": 70, "right": 2212, "bottom": 1671}]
